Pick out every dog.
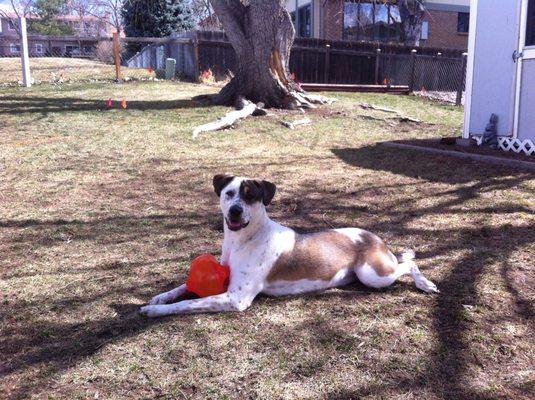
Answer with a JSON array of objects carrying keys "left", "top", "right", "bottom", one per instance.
[{"left": 140, "top": 175, "right": 438, "bottom": 317}]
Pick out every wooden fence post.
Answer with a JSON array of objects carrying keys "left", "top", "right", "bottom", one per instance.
[
  {"left": 456, "top": 52, "right": 468, "bottom": 106},
  {"left": 409, "top": 49, "right": 417, "bottom": 92},
  {"left": 113, "top": 32, "right": 122, "bottom": 82},
  {"left": 324, "top": 44, "right": 331, "bottom": 84},
  {"left": 193, "top": 38, "right": 200, "bottom": 82},
  {"left": 374, "top": 48, "right": 381, "bottom": 85},
  {"left": 19, "top": 17, "right": 31, "bottom": 87}
]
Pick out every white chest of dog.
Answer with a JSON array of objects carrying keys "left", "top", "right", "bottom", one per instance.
[{"left": 140, "top": 175, "right": 438, "bottom": 317}]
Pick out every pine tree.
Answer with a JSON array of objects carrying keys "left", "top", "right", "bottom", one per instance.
[
  {"left": 29, "top": 0, "right": 74, "bottom": 36},
  {"left": 122, "top": 0, "right": 195, "bottom": 38}
]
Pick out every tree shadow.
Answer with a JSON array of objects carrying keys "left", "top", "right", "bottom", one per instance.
[
  {"left": 330, "top": 144, "right": 534, "bottom": 399},
  {"left": 0, "top": 95, "right": 216, "bottom": 115},
  {"left": 332, "top": 145, "right": 529, "bottom": 183}
]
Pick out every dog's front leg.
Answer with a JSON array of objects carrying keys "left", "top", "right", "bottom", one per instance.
[
  {"left": 148, "top": 284, "right": 187, "bottom": 305},
  {"left": 139, "top": 291, "right": 253, "bottom": 317}
]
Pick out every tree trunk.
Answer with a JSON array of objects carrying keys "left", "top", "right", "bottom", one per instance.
[
  {"left": 399, "top": 0, "right": 425, "bottom": 46},
  {"left": 210, "top": 0, "right": 324, "bottom": 109}
]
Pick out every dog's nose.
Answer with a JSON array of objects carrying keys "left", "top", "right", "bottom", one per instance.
[{"left": 228, "top": 204, "right": 243, "bottom": 220}]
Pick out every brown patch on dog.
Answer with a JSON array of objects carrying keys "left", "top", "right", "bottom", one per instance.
[
  {"left": 239, "top": 180, "right": 277, "bottom": 206},
  {"left": 266, "top": 230, "right": 397, "bottom": 282}
]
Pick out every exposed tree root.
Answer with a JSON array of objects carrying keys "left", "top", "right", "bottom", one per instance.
[
  {"left": 192, "top": 98, "right": 259, "bottom": 139},
  {"left": 280, "top": 117, "right": 312, "bottom": 129}
]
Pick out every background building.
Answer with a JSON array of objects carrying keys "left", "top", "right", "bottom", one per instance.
[{"left": 286, "top": 0, "right": 470, "bottom": 49}]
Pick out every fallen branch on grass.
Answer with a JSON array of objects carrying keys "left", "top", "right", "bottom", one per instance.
[
  {"left": 357, "top": 103, "right": 421, "bottom": 124},
  {"left": 280, "top": 117, "right": 312, "bottom": 129},
  {"left": 192, "top": 97, "right": 260, "bottom": 139},
  {"left": 358, "top": 103, "right": 399, "bottom": 114}
]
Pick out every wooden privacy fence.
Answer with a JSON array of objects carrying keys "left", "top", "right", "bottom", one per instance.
[{"left": 120, "top": 31, "right": 467, "bottom": 104}]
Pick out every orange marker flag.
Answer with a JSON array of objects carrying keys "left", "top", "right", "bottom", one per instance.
[
  {"left": 147, "top": 67, "right": 153, "bottom": 74},
  {"left": 121, "top": 99, "right": 127, "bottom": 109}
]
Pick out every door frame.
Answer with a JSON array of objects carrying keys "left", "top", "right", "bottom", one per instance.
[
  {"left": 462, "top": 0, "right": 478, "bottom": 139},
  {"left": 513, "top": 0, "right": 535, "bottom": 138}
]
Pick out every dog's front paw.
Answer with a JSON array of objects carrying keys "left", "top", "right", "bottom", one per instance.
[
  {"left": 139, "top": 305, "right": 164, "bottom": 318},
  {"left": 149, "top": 293, "right": 171, "bottom": 305},
  {"left": 415, "top": 277, "right": 440, "bottom": 294}
]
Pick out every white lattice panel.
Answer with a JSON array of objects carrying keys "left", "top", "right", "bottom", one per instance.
[
  {"left": 498, "top": 137, "right": 535, "bottom": 155},
  {"left": 471, "top": 135, "right": 534, "bottom": 156}
]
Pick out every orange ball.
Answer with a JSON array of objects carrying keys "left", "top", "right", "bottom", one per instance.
[{"left": 186, "top": 254, "right": 230, "bottom": 297}]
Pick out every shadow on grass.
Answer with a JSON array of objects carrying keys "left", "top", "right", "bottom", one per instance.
[
  {"left": 1, "top": 144, "right": 533, "bottom": 399},
  {"left": 329, "top": 144, "right": 534, "bottom": 399},
  {"left": 0, "top": 95, "right": 216, "bottom": 115}
]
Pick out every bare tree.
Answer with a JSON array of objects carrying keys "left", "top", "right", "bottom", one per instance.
[
  {"left": 84, "top": 0, "right": 124, "bottom": 34},
  {"left": 0, "top": 0, "right": 35, "bottom": 37},
  {"left": 398, "top": 0, "right": 426, "bottom": 46},
  {"left": 191, "top": 0, "right": 220, "bottom": 30},
  {"left": 66, "top": 0, "right": 101, "bottom": 35},
  {"left": 345, "top": 0, "right": 426, "bottom": 46},
  {"left": 208, "top": 0, "right": 327, "bottom": 109}
]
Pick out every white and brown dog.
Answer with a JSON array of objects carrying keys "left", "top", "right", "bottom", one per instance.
[{"left": 140, "top": 175, "right": 438, "bottom": 317}]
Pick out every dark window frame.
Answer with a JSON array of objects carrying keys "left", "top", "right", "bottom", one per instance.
[
  {"left": 291, "top": 4, "right": 312, "bottom": 38},
  {"left": 298, "top": 4, "right": 312, "bottom": 38},
  {"left": 457, "top": 12, "right": 470, "bottom": 33},
  {"left": 526, "top": 0, "right": 535, "bottom": 46}
]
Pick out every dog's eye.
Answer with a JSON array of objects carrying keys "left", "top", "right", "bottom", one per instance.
[{"left": 226, "top": 190, "right": 235, "bottom": 198}]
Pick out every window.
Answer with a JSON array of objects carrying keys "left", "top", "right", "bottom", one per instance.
[
  {"left": 298, "top": 4, "right": 311, "bottom": 37},
  {"left": 8, "top": 19, "right": 16, "bottom": 30},
  {"left": 0, "top": 18, "right": 3, "bottom": 33},
  {"left": 527, "top": 0, "right": 535, "bottom": 46},
  {"left": 35, "top": 43, "right": 43, "bottom": 54},
  {"left": 457, "top": 12, "right": 469, "bottom": 33},
  {"left": 65, "top": 45, "right": 81, "bottom": 56},
  {"left": 343, "top": 1, "right": 401, "bottom": 42},
  {"left": 10, "top": 43, "right": 21, "bottom": 53},
  {"left": 421, "top": 21, "right": 429, "bottom": 40},
  {"left": 290, "top": 4, "right": 312, "bottom": 38}
]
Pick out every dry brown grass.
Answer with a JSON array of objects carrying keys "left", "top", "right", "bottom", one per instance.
[
  {"left": 0, "top": 57, "right": 152, "bottom": 85},
  {"left": 0, "top": 81, "right": 533, "bottom": 400}
]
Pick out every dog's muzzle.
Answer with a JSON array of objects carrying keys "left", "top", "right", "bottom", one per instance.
[{"left": 226, "top": 204, "right": 249, "bottom": 231}]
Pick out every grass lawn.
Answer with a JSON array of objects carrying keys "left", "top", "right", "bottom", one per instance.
[
  {"left": 0, "top": 81, "right": 533, "bottom": 400},
  {"left": 0, "top": 57, "right": 152, "bottom": 84}
]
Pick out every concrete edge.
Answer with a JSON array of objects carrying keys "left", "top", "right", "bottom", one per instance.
[{"left": 381, "top": 142, "right": 535, "bottom": 172}]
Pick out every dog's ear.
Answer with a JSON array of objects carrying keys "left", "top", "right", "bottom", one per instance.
[
  {"left": 260, "top": 180, "right": 276, "bottom": 206},
  {"left": 213, "top": 174, "right": 234, "bottom": 197}
]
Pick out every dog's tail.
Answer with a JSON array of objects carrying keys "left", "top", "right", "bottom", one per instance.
[{"left": 395, "top": 249, "right": 416, "bottom": 263}]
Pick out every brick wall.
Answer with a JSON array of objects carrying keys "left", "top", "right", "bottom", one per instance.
[
  {"left": 322, "top": 0, "right": 343, "bottom": 41},
  {"left": 422, "top": 9, "right": 468, "bottom": 50}
]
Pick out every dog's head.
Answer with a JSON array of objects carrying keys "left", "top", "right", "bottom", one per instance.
[{"left": 213, "top": 174, "right": 276, "bottom": 232}]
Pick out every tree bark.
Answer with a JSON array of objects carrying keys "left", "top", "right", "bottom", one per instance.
[
  {"left": 209, "top": 0, "right": 325, "bottom": 108},
  {"left": 399, "top": 0, "right": 425, "bottom": 47}
]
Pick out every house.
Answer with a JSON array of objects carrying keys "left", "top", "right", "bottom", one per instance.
[
  {"left": 0, "top": 12, "right": 113, "bottom": 58},
  {"left": 462, "top": 0, "right": 535, "bottom": 155},
  {"left": 286, "top": 0, "right": 470, "bottom": 49}
]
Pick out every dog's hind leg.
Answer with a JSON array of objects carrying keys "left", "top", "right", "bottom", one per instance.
[
  {"left": 354, "top": 250, "right": 438, "bottom": 293},
  {"left": 148, "top": 284, "right": 187, "bottom": 305}
]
